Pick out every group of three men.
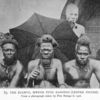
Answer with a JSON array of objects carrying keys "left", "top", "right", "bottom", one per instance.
[
  {"left": 0, "top": 32, "right": 100, "bottom": 88},
  {"left": 0, "top": 3, "right": 100, "bottom": 88}
]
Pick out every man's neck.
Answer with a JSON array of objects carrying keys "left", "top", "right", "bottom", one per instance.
[{"left": 41, "top": 58, "right": 52, "bottom": 69}]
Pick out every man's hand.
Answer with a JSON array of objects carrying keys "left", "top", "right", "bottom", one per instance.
[
  {"left": 27, "top": 68, "right": 40, "bottom": 87},
  {"left": 28, "top": 69, "right": 40, "bottom": 79}
]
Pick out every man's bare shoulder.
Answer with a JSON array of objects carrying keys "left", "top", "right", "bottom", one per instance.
[
  {"left": 28, "top": 59, "right": 40, "bottom": 65},
  {"left": 16, "top": 60, "right": 23, "bottom": 71},
  {"left": 17, "top": 60, "right": 23, "bottom": 66},
  {"left": 53, "top": 58, "right": 62, "bottom": 64},
  {"left": 64, "top": 60, "right": 76, "bottom": 69},
  {"left": 52, "top": 58, "right": 63, "bottom": 69},
  {"left": 89, "top": 58, "right": 100, "bottom": 67},
  {"left": 0, "top": 58, "right": 3, "bottom": 64},
  {"left": 28, "top": 59, "right": 40, "bottom": 71}
]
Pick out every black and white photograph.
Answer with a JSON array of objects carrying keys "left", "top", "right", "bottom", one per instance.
[{"left": 0, "top": 0, "right": 100, "bottom": 99}]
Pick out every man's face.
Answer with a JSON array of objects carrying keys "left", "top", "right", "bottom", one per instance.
[
  {"left": 66, "top": 6, "right": 79, "bottom": 23},
  {"left": 2, "top": 43, "right": 16, "bottom": 60},
  {"left": 76, "top": 45, "right": 90, "bottom": 65},
  {"left": 40, "top": 42, "right": 53, "bottom": 59}
]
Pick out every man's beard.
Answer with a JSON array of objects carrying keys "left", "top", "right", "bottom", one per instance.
[
  {"left": 4, "top": 54, "right": 17, "bottom": 66},
  {"left": 76, "top": 58, "right": 89, "bottom": 67}
]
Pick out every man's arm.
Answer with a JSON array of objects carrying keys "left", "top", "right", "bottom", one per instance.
[
  {"left": 27, "top": 60, "right": 40, "bottom": 87},
  {"left": 93, "top": 60, "right": 100, "bottom": 87},
  {"left": 9, "top": 61, "right": 23, "bottom": 88},
  {"left": 26, "top": 61, "right": 35, "bottom": 87},
  {"left": 64, "top": 62, "right": 75, "bottom": 88},
  {"left": 56, "top": 59, "right": 67, "bottom": 88}
]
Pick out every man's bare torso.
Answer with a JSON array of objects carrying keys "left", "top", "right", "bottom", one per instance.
[
  {"left": 0, "top": 60, "right": 22, "bottom": 87},
  {"left": 28, "top": 59, "right": 60, "bottom": 87},
  {"left": 64, "top": 59, "right": 98, "bottom": 88}
]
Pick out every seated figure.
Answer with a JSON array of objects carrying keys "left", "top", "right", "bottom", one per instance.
[
  {"left": 64, "top": 35, "right": 100, "bottom": 88},
  {"left": 26, "top": 34, "right": 67, "bottom": 88},
  {"left": 0, "top": 33, "right": 23, "bottom": 88}
]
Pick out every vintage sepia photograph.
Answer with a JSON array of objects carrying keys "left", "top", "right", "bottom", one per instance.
[{"left": 0, "top": 0, "right": 100, "bottom": 91}]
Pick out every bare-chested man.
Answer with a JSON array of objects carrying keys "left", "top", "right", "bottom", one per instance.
[
  {"left": 27, "top": 34, "right": 66, "bottom": 88},
  {"left": 0, "top": 33, "right": 23, "bottom": 88},
  {"left": 64, "top": 35, "right": 100, "bottom": 88}
]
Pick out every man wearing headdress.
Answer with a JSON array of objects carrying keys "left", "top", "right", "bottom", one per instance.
[
  {"left": 0, "top": 33, "right": 23, "bottom": 88},
  {"left": 27, "top": 34, "right": 66, "bottom": 88},
  {"left": 64, "top": 35, "right": 100, "bottom": 88}
]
